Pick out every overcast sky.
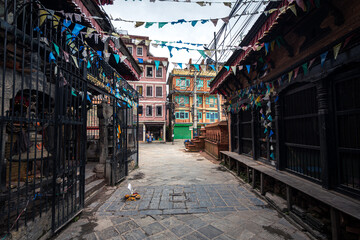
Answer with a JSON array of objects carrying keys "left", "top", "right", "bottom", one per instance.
[{"left": 103, "top": 1, "right": 234, "bottom": 70}]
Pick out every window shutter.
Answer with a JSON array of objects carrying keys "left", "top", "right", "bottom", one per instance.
[{"left": 175, "top": 112, "right": 179, "bottom": 119}]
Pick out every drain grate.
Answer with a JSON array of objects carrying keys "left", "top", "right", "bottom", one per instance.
[{"left": 169, "top": 193, "right": 188, "bottom": 202}]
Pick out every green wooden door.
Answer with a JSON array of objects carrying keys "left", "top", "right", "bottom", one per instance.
[{"left": 174, "top": 125, "right": 191, "bottom": 139}]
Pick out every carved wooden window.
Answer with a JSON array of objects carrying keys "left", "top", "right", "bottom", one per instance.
[
  {"left": 334, "top": 76, "right": 360, "bottom": 192},
  {"left": 239, "top": 108, "right": 253, "bottom": 156},
  {"left": 283, "top": 84, "right": 321, "bottom": 181}
]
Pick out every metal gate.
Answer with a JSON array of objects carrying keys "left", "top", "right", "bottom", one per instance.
[{"left": 0, "top": 2, "right": 87, "bottom": 235}]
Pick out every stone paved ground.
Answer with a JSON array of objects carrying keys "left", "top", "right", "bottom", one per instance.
[{"left": 53, "top": 141, "right": 310, "bottom": 240}]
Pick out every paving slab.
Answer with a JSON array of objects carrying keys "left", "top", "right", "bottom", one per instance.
[{"left": 54, "top": 141, "right": 311, "bottom": 240}]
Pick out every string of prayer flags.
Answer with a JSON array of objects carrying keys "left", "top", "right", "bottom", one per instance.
[{"left": 194, "top": 64, "right": 200, "bottom": 71}]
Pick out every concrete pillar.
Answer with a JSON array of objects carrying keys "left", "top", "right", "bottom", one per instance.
[
  {"left": 143, "top": 124, "right": 146, "bottom": 142},
  {"left": 94, "top": 100, "right": 112, "bottom": 180},
  {"left": 163, "top": 123, "right": 166, "bottom": 142}
]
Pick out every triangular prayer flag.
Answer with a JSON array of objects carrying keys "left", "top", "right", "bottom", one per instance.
[
  {"left": 221, "top": 17, "right": 230, "bottom": 23},
  {"left": 87, "top": 60, "right": 91, "bottom": 69},
  {"left": 204, "top": 50, "right": 212, "bottom": 57},
  {"left": 167, "top": 46, "right": 174, "bottom": 58},
  {"left": 302, "top": 62, "right": 308, "bottom": 75},
  {"left": 296, "top": 0, "right": 306, "bottom": 11},
  {"left": 210, "top": 19, "right": 219, "bottom": 27},
  {"left": 196, "top": 1, "right": 206, "bottom": 7},
  {"left": 308, "top": 58, "right": 316, "bottom": 69},
  {"left": 289, "top": 4, "right": 297, "bottom": 16},
  {"left": 333, "top": 43, "right": 342, "bottom": 60},
  {"left": 120, "top": 55, "right": 127, "bottom": 62},
  {"left": 62, "top": 50, "right": 69, "bottom": 62},
  {"left": 288, "top": 71, "right": 293, "bottom": 82},
  {"left": 71, "top": 88, "right": 77, "bottom": 97},
  {"left": 113, "top": 54, "right": 120, "bottom": 63},
  {"left": 61, "top": 19, "right": 72, "bottom": 33},
  {"left": 224, "top": 66, "right": 229, "bottom": 71},
  {"left": 264, "top": 42, "right": 269, "bottom": 53},
  {"left": 200, "top": 19, "right": 209, "bottom": 24},
  {"left": 223, "top": 2, "right": 232, "bottom": 8},
  {"left": 209, "top": 65, "right": 216, "bottom": 71},
  {"left": 154, "top": 60, "right": 160, "bottom": 70},
  {"left": 264, "top": 128, "right": 268, "bottom": 134},
  {"left": 193, "top": 64, "right": 200, "bottom": 71},
  {"left": 178, "top": 63, "right": 183, "bottom": 69},
  {"left": 343, "top": 35, "right": 353, "bottom": 48},
  {"left": 198, "top": 50, "right": 207, "bottom": 59},
  {"left": 145, "top": 40, "right": 151, "bottom": 46},
  {"left": 39, "top": 10, "right": 48, "bottom": 26},
  {"left": 270, "top": 153, "right": 275, "bottom": 160},
  {"left": 135, "top": 22, "right": 145, "bottom": 28},
  {"left": 162, "top": 61, "right": 168, "bottom": 67},
  {"left": 268, "top": 115, "right": 273, "bottom": 122},
  {"left": 145, "top": 22, "right": 154, "bottom": 29},
  {"left": 71, "top": 55, "right": 79, "bottom": 68},
  {"left": 320, "top": 51, "right": 328, "bottom": 67},
  {"left": 269, "top": 130, "right": 274, "bottom": 137},
  {"left": 294, "top": 67, "right": 300, "bottom": 79},
  {"left": 53, "top": 43, "right": 60, "bottom": 56},
  {"left": 72, "top": 23, "right": 85, "bottom": 36},
  {"left": 191, "top": 21, "right": 198, "bottom": 27},
  {"left": 158, "top": 22, "right": 168, "bottom": 28},
  {"left": 246, "top": 65, "right": 250, "bottom": 73},
  {"left": 270, "top": 41, "right": 275, "bottom": 51},
  {"left": 52, "top": 15, "right": 61, "bottom": 29},
  {"left": 231, "top": 66, "right": 237, "bottom": 75},
  {"left": 138, "top": 58, "right": 144, "bottom": 63},
  {"left": 49, "top": 52, "right": 56, "bottom": 63}
]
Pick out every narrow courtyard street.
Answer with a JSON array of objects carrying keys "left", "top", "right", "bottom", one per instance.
[{"left": 54, "top": 141, "right": 310, "bottom": 240}]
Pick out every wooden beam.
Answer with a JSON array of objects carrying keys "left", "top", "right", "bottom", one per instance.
[{"left": 252, "top": 169, "right": 256, "bottom": 189}]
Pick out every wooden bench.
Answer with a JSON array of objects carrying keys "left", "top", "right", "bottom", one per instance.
[{"left": 220, "top": 151, "right": 360, "bottom": 240}]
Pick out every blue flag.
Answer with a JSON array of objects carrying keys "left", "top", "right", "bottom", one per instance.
[
  {"left": 72, "top": 23, "right": 85, "bottom": 36},
  {"left": 154, "top": 60, "right": 160, "bottom": 70},
  {"left": 320, "top": 51, "right": 328, "bottom": 67}
]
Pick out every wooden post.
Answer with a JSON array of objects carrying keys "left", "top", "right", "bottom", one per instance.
[
  {"left": 252, "top": 169, "right": 256, "bottom": 189},
  {"left": 330, "top": 207, "right": 340, "bottom": 240},
  {"left": 286, "top": 185, "right": 292, "bottom": 211},
  {"left": 260, "top": 173, "right": 265, "bottom": 195},
  {"left": 236, "top": 161, "right": 240, "bottom": 176},
  {"left": 246, "top": 166, "right": 250, "bottom": 183}
]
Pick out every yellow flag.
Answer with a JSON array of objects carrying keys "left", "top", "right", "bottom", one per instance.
[
  {"left": 333, "top": 43, "right": 342, "bottom": 60},
  {"left": 39, "top": 10, "right": 48, "bottom": 26},
  {"left": 288, "top": 71, "right": 293, "bottom": 82},
  {"left": 52, "top": 15, "right": 60, "bottom": 29},
  {"left": 289, "top": 4, "right": 297, "bottom": 16}
]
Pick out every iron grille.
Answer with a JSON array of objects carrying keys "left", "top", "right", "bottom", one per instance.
[{"left": 283, "top": 84, "right": 321, "bottom": 181}]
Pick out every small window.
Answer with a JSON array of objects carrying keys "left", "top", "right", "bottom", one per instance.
[
  {"left": 175, "top": 95, "right": 189, "bottom": 107},
  {"left": 197, "top": 96, "right": 202, "bottom": 107},
  {"left": 146, "top": 66, "right": 153, "bottom": 78},
  {"left": 146, "top": 105, "right": 152, "bottom": 116},
  {"left": 138, "top": 106, "right": 143, "bottom": 116},
  {"left": 127, "top": 46, "right": 133, "bottom": 55},
  {"left": 206, "top": 96, "right": 217, "bottom": 107},
  {"left": 156, "top": 67, "right": 163, "bottom": 78},
  {"left": 196, "top": 79, "right": 203, "bottom": 90},
  {"left": 176, "top": 78, "right": 190, "bottom": 90},
  {"left": 137, "top": 47, "right": 143, "bottom": 56},
  {"left": 175, "top": 111, "right": 189, "bottom": 119},
  {"left": 198, "top": 112, "right": 202, "bottom": 119},
  {"left": 206, "top": 111, "right": 218, "bottom": 122},
  {"left": 156, "top": 106, "right": 162, "bottom": 116},
  {"left": 156, "top": 86, "right": 162, "bottom": 97},
  {"left": 136, "top": 86, "right": 143, "bottom": 96},
  {"left": 146, "top": 86, "right": 153, "bottom": 96}
]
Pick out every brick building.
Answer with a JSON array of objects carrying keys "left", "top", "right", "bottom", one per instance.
[
  {"left": 168, "top": 68, "right": 225, "bottom": 139},
  {"left": 121, "top": 35, "right": 168, "bottom": 142}
]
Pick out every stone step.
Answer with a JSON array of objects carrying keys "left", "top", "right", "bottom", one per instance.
[
  {"left": 85, "top": 171, "right": 97, "bottom": 185},
  {"left": 85, "top": 179, "right": 106, "bottom": 201}
]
